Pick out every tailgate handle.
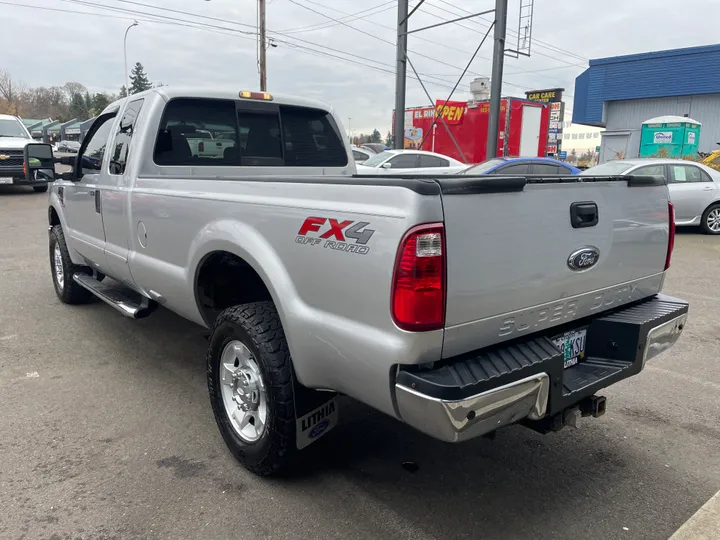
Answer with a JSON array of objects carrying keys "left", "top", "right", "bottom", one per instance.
[{"left": 570, "top": 202, "right": 598, "bottom": 228}]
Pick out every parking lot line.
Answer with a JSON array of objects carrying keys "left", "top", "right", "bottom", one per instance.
[{"left": 668, "top": 489, "right": 720, "bottom": 539}]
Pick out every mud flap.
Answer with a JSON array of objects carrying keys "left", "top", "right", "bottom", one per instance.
[{"left": 293, "top": 377, "right": 338, "bottom": 450}]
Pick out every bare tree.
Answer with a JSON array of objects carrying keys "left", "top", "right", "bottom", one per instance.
[{"left": 0, "top": 69, "right": 27, "bottom": 115}]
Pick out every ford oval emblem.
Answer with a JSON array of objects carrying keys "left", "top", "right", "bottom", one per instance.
[
  {"left": 567, "top": 247, "right": 600, "bottom": 271},
  {"left": 309, "top": 419, "right": 330, "bottom": 439}
]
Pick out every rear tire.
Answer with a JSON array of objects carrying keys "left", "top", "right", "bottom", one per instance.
[
  {"left": 33, "top": 185, "right": 48, "bottom": 193},
  {"left": 701, "top": 204, "right": 720, "bottom": 235},
  {"left": 49, "top": 225, "right": 94, "bottom": 304},
  {"left": 207, "top": 301, "right": 297, "bottom": 476}
]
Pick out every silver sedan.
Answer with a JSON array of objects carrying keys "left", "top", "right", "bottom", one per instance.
[{"left": 581, "top": 159, "right": 720, "bottom": 234}]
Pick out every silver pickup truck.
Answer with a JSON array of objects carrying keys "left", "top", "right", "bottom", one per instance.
[{"left": 47, "top": 87, "right": 688, "bottom": 476}]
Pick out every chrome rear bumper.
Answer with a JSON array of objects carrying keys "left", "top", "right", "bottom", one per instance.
[
  {"left": 396, "top": 373, "right": 549, "bottom": 443},
  {"left": 395, "top": 294, "right": 688, "bottom": 443}
]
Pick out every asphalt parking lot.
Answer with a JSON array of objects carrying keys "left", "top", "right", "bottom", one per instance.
[{"left": 1, "top": 186, "right": 719, "bottom": 540}]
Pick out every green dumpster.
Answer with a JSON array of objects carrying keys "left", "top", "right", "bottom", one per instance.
[{"left": 639, "top": 116, "right": 701, "bottom": 158}]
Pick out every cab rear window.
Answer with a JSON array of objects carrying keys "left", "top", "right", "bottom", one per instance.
[{"left": 153, "top": 98, "right": 348, "bottom": 168}]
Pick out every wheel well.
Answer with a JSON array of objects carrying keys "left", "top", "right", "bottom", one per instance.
[
  {"left": 49, "top": 206, "right": 60, "bottom": 226},
  {"left": 195, "top": 251, "right": 273, "bottom": 326}
]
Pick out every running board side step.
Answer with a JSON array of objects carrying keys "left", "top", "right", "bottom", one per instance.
[{"left": 73, "top": 273, "right": 157, "bottom": 319}]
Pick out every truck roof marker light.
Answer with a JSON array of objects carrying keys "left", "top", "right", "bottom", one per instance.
[
  {"left": 391, "top": 223, "right": 446, "bottom": 332},
  {"left": 239, "top": 91, "right": 273, "bottom": 101}
]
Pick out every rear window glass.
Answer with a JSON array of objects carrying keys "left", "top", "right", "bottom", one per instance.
[
  {"left": 580, "top": 161, "right": 635, "bottom": 175},
  {"left": 154, "top": 98, "right": 347, "bottom": 168}
]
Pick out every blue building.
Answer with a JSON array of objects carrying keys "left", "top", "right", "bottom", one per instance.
[{"left": 572, "top": 44, "right": 720, "bottom": 162}]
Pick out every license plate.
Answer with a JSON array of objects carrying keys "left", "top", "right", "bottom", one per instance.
[
  {"left": 0, "top": 177, "right": 13, "bottom": 184},
  {"left": 552, "top": 328, "right": 587, "bottom": 369}
]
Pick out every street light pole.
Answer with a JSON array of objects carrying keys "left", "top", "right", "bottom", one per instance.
[
  {"left": 259, "top": 0, "right": 267, "bottom": 91},
  {"left": 124, "top": 20, "right": 139, "bottom": 96}
]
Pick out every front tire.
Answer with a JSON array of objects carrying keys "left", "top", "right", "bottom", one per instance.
[
  {"left": 49, "top": 225, "right": 94, "bottom": 304},
  {"left": 33, "top": 185, "right": 48, "bottom": 193},
  {"left": 207, "top": 302, "right": 296, "bottom": 476},
  {"left": 701, "top": 204, "right": 720, "bottom": 235}
]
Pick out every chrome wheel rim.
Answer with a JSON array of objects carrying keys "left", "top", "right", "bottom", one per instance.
[
  {"left": 53, "top": 243, "right": 64, "bottom": 290},
  {"left": 220, "top": 340, "right": 268, "bottom": 443},
  {"left": 707, "top": 209, "right": 720, "bottom": 232}
]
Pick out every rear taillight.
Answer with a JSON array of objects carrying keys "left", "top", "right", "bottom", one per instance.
[
  {"left": 198, "top": 141, "right": 205, "bottom": 152},
  {"left": 665, "top": 201, "right": 675, "bottom": 271},
  {"left": 391, "top": 223, "right": 446, "bottom": 331}
]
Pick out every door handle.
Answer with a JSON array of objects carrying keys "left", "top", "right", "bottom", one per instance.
[
  {"left": 570, "top": 201, "right": 599, "bottom": 228},
  {"left": 703, "top": 186, "right": 714, "bottom": 191},
  {"left": 94, "top": 190, "right": 101, "bottom": 214}
]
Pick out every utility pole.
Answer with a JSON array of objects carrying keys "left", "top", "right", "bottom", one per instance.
[
  {"left": 393, "top": 0, "right": 409, "bottom": 150},
  {"left": 259, "top": 0, "right": 267, "bottom": 91},
  {"left": 486, "top": 0, "right": 508, "bottom": 160}
]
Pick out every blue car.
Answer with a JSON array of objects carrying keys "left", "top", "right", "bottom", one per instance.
[{"left": 462, "top": 156, "right": 581, "bottom": 175}]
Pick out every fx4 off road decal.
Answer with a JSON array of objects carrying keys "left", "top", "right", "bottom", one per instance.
[{"left": 295, "top": 217, "right": 375, "bottom": 255}]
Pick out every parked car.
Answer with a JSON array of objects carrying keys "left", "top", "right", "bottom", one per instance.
[
  {"left": 351, "top": 146, "right": 375, "bottom": 164},
  {"left": 581, "top": 159, "right": 720, "bottom": 234},
  {"left": 47, "top": 87, "right": 687, "bottom": 476},
  {"left": 55, "top": 140, "right": 81, "bottom": 153},
  {"left": 463, "top": 156, "right": 582, "bottom": 175},
  {"left": 361, "top": 143, "right": 387, "bottom": 154},
  {"left": 0, "top": 114, "right": 52, "bottom": 192},
  {"left": 356, "top": 149, "right": 466, "bottom": 175}
]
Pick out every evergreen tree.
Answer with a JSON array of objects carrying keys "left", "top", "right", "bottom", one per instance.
[
  {"left": 369, "top": 129, "right": 382, "bottom": 143},
  {"left": 128, "top": 62, "right": 152, "bottom": 95},
  {"left": 384, "top": 131, "right": 393, "bottom": 148},
  {"left": 119, "top": 85, "right": 128, "bottom": 98},
  {"left": 68, "top": 92, "right": 87, "bottom": 120}
]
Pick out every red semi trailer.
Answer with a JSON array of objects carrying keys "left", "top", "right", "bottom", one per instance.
[{"left": 400, "top": 97, "right": 551, "bottom": 164}]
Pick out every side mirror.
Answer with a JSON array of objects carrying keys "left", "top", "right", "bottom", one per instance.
[
  {"left": 23, "top": 143, "right": 55, "bottom": 182},
  {"left": 381, "top": 162, "right": 392, "bottom": 169}
]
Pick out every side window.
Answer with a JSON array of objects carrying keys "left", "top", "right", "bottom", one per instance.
[
  {"left": 154, "top": 98, "right": 238, "bottom": 166},
  {"left": 493, "top": 163, "right": 528, "bottom": 175},
  {"left": 530, "top": 163, "right": 562, "bottom": 175},
  {"left": 352, "top": 150, "right": 367, "bottom": 161},
  {"left": 633, "top": 164, "right": 665, "bottom": 177},
  {"left": 79, "top": 114, "right": 116, "bottom": 176},
  {"left": 109, "top": 98, "right": 144, "bottom": 175},
  {"left": 419, "top": 155, "right": 448, "bottom": 168},
  {"left": 279, "top": 105, "right": 348, "bottom": 167},
  {"left": 670, "top": 165, "right": 704, "bottom": 183},
  {"left": 388, "top": 154, "right": 419, "bottom": 168}
]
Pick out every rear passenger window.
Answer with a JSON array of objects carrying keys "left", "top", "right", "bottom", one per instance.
[
  {"left": 109, "top": 98, "right": 144, "bottom": 175},
  {"left": 154, "top": 98, "right": 347, "bottom": 168},
  {"left": 493, "top": 163, "right": 528, "bottom": 175},
  {"left": 419, "top": 155, "right": 448, "bottom": 168},
  {"left": 531, "top": 163, "right": 562, "bottom": 175}
]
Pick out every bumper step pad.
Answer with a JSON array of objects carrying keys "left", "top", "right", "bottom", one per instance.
[{"left": 397, "top": 294, "right": 688, "bottom": 416}]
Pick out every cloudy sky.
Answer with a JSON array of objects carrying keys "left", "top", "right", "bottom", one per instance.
[{"left": 3, "top": 0, "right": 718, "bottom": 134}]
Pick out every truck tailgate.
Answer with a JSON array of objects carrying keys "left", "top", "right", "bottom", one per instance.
[{"left": 438, "top": 176, "right": 671, "bottom": 358}]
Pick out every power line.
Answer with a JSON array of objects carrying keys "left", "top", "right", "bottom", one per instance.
[
  {"left": 15, "top": 0, "right": 460, "bottom": 93},
  {"left": 280, "top": 1, "right": 396, "bottom": 34},
  {"left": 285, "top": 0, "right": 535, "bottom": 90},
  {"left": 431, "top": 0, "right": 589, "bottom": 63}
]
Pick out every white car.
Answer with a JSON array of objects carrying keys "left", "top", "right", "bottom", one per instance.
[
  {"left": 351, "top": 147, "right": 375, "bottom": 164},
  {"left": 356, "top": 149, "right": 466, "bottom": 175},
  {"left": 581, "top": 159, "right": 720, "bottom": 234}
]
